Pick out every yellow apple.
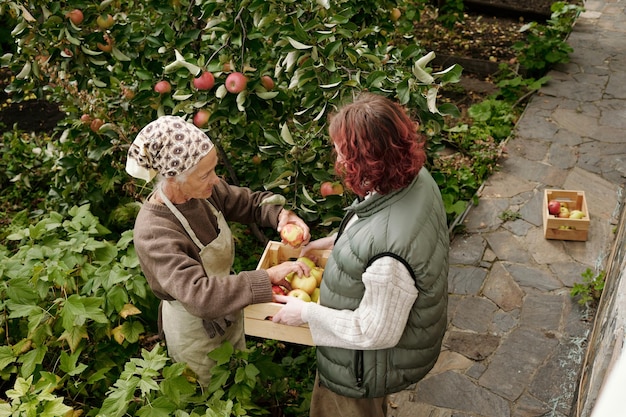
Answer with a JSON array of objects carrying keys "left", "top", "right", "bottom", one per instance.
[
  {"left": 569, "top": 210, "right": 585, "bottom": 219},
  {"left": 311, "top": 288, "right": 320, "bottom": 303},
  {"left": 297, "top": 256, "right": 316, "bottom": 269},
  {"left": 288, "top": 289, "right": 311, "bottom": 302},
  {"left": 291, "top": 274, "right": 317, "bottom": 295},
  {"left": 310, "top": 267, "right": 324, "bottom": 286}
]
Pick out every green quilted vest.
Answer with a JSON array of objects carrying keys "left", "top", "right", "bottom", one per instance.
[{"left": 317, "top": 168, "right": 449, "bottom": 398}]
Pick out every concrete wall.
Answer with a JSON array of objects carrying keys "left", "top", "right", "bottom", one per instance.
[{"left": 575, "top": 195, "right": 626, "bottom": 417}]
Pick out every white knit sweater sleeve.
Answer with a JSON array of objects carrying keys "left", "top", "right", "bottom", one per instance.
[{"left": 301, "top": 256, "right": 418, "bottom": 350}]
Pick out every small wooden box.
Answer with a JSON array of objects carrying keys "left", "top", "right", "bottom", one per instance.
[
  {"left": 243, "top": 241, "right": 330, "bottom": 346},
  {"left": 543, "top": 189, "right": 589, "bottom": 241}
]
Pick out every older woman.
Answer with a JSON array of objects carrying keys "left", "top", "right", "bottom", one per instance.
[
  {"left": 126, "top": 115, "right": 311, "bottom": 385},
  {"left": 273, "top": 93, "right": 449, "bottom": 417}
]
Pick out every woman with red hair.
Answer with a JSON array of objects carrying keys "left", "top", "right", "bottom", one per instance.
[{"left": 274, "top": 93, "right": 449, "bottom": 417}]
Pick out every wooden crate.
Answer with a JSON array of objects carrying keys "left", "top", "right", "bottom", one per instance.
[
  {"left": 243, "top": 241, "right": 330, "bottom": 346},
  {"left": 543, "top": 189, "right": 590, "bottom": 241}
]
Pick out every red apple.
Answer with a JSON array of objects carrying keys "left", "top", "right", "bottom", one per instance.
[
  {"left": 287, "top": 289, "right": 311, "bottom": 302},
  {"left": 280, "top": 224, "right": 304, "bottom": 247},
  {"left": 80, "top": 114, "right": 91, "bottom": 124},
  {"left": 193, "top": 71, "right": 215, "bottom": 90},
  {"left": 272, "top": 285, "right": 287, "bottom": 296},
  {"left": 320, "top": 181, "right": 344, "bottom": 198},
  {"left": 260, "top": 75, "right": 275, "bottom": 91},
  {"left": 154, "top": 80, "right": 171, "bottom": 94},
  {"left": 66, "top": 9, "right": 84, "bottom": 25},
  {"left": 97, "top": 14, "right": 114, "bottom": 29},
  {"left": 547, "top": 200, "right": 561, "bottom": 216},
  {"left": 90, "top": 118, "right": 104, "bottom": 133},
  {"left": 225, "top": 72, "right": 248, "bottom": 94},
  {"left": 193, "top": 109, "right": 211, "bottom": 128}
]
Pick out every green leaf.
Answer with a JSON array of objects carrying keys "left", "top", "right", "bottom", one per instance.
[
  {"left": 121, "top": 320, "right": 145, "bottom": 343},
  {"left": 207, "top": 341, "right": 234, "bottom": 366},
  {"left": 17, "top": 346, "right": 46, "bottom": 378},
  {"left": 60, "top": 349, "right": 88, "bottom": 376},
  {"left": 0, "top": 346, "right": 16, "bottom": 371},
  {"left": 41, "top": 398, "right": 72, "bottom": 417}
]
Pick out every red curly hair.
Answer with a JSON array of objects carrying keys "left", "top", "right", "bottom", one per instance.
[{"left": 329, "top": 93, "right": 426, "bottom": 197}]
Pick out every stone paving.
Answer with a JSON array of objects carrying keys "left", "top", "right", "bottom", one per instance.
[{"left": 388, "top": 1, "right": 626, "bottom": 416}]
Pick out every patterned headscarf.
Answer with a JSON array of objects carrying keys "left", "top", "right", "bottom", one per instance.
[{"left": 126, "top": 116, "right": 215, "bottom": 182}]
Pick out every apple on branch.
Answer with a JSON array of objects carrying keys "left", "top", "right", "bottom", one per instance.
[
  {"left": 66, "top": 9, "right": 84, "bottom": 25},
  {"left": 193, "top": 71, "right": 215, "bottom": 91},
  {"left": 225, "top": 72, "right": 248, "bottom": 94},
  {"left": 96, "top": 14, "right": 115, "bottom": 29},
  {"left": 260, "top": 75, "right": 275, "bottom": 91},
  {"left": 320, "top": 181, "right": 344, "bottom": 198},
  {"left": 281, "top": 224, "right": 304, "bottom": 247},
  {"left": 154, "top": 80, "right": 171, "bottom": 94},
  {"left": 193, "top": 109, "right": 210, "bottom": 128}
]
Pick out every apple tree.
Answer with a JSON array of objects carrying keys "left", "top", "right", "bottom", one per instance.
[{"left": 1, "top": 0, "right": 460, "bottom": 234}]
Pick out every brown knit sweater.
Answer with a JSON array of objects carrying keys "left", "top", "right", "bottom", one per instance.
[{"left": 133, "top": 178, "right": 282, "bottom": 322}]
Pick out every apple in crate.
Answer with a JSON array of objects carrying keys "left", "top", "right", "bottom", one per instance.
[
  {"left": 547, "top": 200, "right": 561, "bottom": 215},
  {"left": 558, "top": 206, "right": 571, "bottom": 218},
  {"left": 288, "top": 289, "right": 311, "bottom": 302},
  {"left": 291, "top": 274, "right": 317, "bottom": 295},
  {"left": 272, "top": 285, "right": 286, "bottom": 296},
  {"left": 569, "top": 210, "right": 585, "bottom": 219},
  {"left": 281, "top": 224, "right": 304, "bottom": 247}
]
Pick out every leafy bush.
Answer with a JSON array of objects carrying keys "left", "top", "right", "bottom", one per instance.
[
  {"left": 513, "top": 1, "right": 584, "bottom": 76},
  {"left": 0, "top": 205, "right": 159, "bottom": 410}
]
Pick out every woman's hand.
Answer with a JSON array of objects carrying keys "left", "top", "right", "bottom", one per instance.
[
  {"left": 299, "top": 235, "right": 336, "bottom": 259},
  {"left": 266, "top": 260, "right": 311, "bottom": 291},
  {"left": 272, "top": 294, "right": 307, "bottom": 326},
  {"left": 277, "top": 209, "right": 311, "bottom": 247}
]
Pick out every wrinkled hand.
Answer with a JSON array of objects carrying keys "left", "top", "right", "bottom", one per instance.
[
  {"left": 266, "top": 260, "right": 311, "bottom": 291},
  {"left": 277, "top": 209, "right": 311, "bottom": 246},
  {"left": 272, "top": 294, "right": 307, "bottom": 326}
]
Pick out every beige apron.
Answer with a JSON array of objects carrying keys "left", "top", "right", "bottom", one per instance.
[{"left": 159, "top": 189, "right": 245, "bottom": 386}]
